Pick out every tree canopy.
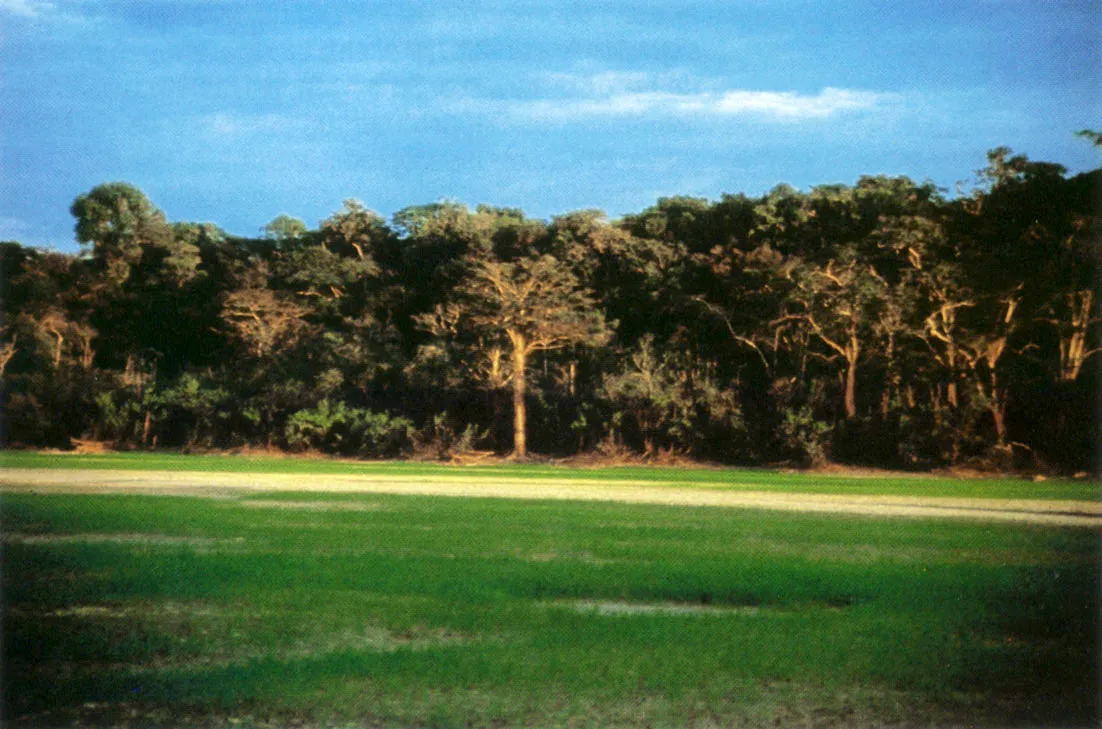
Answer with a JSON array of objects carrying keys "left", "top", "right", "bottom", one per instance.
[{"left": 2, "top": 145, "right": 1098, "bottom": 473}]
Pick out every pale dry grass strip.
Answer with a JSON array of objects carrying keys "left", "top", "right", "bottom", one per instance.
[
  {"left": 549, "top": 599, "right": 769, "bottom": 617},
  {"left": 237, "top": 499, "right": 390, "bottom": 512},
  {"left": 2, "top": 468, "right": 1100, "bottom": 526},
  {"left": 2, "top": 532, "right": 245, "bottom": 547}
]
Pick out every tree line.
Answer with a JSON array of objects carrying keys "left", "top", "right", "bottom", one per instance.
[{"left": 1, "top": 145, "right": 1098, "bottom": 472}]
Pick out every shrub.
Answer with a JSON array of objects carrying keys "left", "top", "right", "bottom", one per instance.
[
  {"left": 151, "top": 373, "right": 231, "bottom": 449},
  {"left": 411, "top": 411, "right": 488, "bottom": 460},
  {"left": 779, "top": 405, "right": 832, "bottom": 467},
  {"left": 284, "top": 399, "right": 412, "bottom": 457}
]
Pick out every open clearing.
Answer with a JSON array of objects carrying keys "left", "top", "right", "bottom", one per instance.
[
  {"left": 2, "top": 457, "right": 1099, "bottom": 728},
  {"left": 3, "top": 466, "right": 1100, "bottom": 526}
]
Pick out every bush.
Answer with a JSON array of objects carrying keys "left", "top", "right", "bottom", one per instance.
[
  {"left": 767, "top": 376, "right": 833, "bottom": 466},
  {"left": 779, "top": 405, "right": 832, "bottom": 467},
  {"left": 151, "top": 373, "right": 231, "bottom": 449},
  {"left": 284, "top": 399, "right": 412, "bottom": 457},
  {"left": 599, "top": 335, "right": 743, "bottom": 458},
  {"left": 411, "top": 411, "right": 488, "bottom": 460},
  {"left": 94, "top": 391, "right": 146, "bottom": 445},
  {"left": 0, "top": 369, "right": 108, "bottom": 448}
]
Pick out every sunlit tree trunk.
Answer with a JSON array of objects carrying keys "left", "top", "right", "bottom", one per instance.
[
  {"left": 843, "top": 348, "right": 858, "bottom": 420},
  {"left": 511, "top": 336, "right": 528, "bottom": 458},
  {"left": 966, "top": 335, "right": 1010, "bottom": 448},
  {"left": 142, "top": 410, "right": 153, "bottom": 448},
  {"left": 1054, "top": 290, "right": 1099, "bottom": 383},
  {"left": 46, "top": 326, "right": 64, "bottom": 368},
  {"left": 990, "top": 392, "right": 1007, "bottom": 446},
  {"left": 0, "top": 335, "right": 17, "bottom": 378}
]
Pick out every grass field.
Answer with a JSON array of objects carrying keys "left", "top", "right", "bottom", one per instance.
[
  {"left": 2, "top": 450, "right": 1100, "bottom": 501},
  {"left": 1, "top": 458, "right": 1099, "bottom": 727}
]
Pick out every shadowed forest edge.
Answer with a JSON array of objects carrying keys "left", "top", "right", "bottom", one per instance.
[{"left": 2, "top": 140, "right": 1099, "bottom": 475}]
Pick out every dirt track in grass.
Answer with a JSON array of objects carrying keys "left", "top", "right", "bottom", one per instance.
[{"left": 3, "top": 467, "right": 1101, "bottom": 527}]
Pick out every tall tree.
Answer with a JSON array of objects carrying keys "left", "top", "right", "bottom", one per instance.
[
  {"left": 773, "top": 250, "right": 892, "bottom": 420},
  {"left": 439, "top": 254, "right": 611, "bottom": 457},
  {"left": 262, "top": 214, "right": 308, "bottom": 246},
  {"left": 71, "top": 182, "right": 173, "bottom": 286}
]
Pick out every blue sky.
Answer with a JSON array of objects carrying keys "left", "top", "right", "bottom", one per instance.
[{"left": 1, "top": 0, "right": 1099, "bottom": 252}]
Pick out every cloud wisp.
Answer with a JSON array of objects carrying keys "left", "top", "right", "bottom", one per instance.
[
  {"left": 196, "top": 112, "right": 313, "bottom": 139},
  {"left": 519, "top": 88, "right": 896, "bottom": 120},
  {"left": 0, "top": 0, "right": 54, "bottom": 17},
  {"left": 451, "top": 71, "right": 902, "bottom": 124}
]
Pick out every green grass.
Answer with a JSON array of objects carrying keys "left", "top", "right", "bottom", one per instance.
[
  {"left": 3, "top": 488, "right": 1098, "bottom": 728},
  {"left": 3, "top": 449, "right": 1099, "bottom": 500}
]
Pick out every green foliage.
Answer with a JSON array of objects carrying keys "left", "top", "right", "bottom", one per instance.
[
  {"left": 766, "top": 377, "right": 834, "bottom": 466},
  {"left": 894, "top": 395, "right": 991, "bottom": 468},
  {"left": 779, "top": 405, "right": 833, "bottom": 467},
  {"left": 284, "top": 399, "right": 412, "bottom": 457},
  {"left": 4, "top": 152, "right": 1099, "bottom": 472},
  {"left": 93, "top": 391, "right": 143, "bottom": 443},
  {"left": 261, "top": 213, "right": 308, "bottom": 244},
  {"left": 151, "top": 373, "right": 231, "bottom": 448},
  {"left": 600, "top": 334, "right": 742, "bottom": 456},
  {"left": 70, "top": 182, "right": 174, "bottom": 286}
]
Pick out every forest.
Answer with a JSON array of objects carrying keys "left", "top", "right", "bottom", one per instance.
[{"left": 1, "top": 144, "right": 1098, "bottom": 473}]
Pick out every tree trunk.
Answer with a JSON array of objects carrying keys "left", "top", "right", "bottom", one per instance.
[
  {"left": 1058, "top": 289, "right": 1095, "bottom": 383},
  {"left": 974, "top": 371, "right": 1008, "bottom": 447},
  {"left": 844, "top": 356, "right": 858, "bottom": 419},
  {"left": 991, "top": 402, "right": 1007, "bottom": 447},
  {"left": 988, "top": 374, "right": 1008, "bottom": 447},
  {"left": 51, "top": 331, "right": 64, "bottom": 369},
  {"left": 880, "top": 369, "right": 898, "bottom": 420},
  {"left": 0, "top": 337, "right": 17, "bottom": 378},
  {"left": 945, "top": 342, "right": 959, "bottom": 408},
  {"left": 79, "top": 334, "right": 95, "bottom": 369},
  {"left": 512, "top": 339, "right": 528, "bottom": 458}
]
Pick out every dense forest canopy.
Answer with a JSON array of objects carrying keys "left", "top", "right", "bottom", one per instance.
[{"left": 1, "top": 145, "right": 1099, "bottom": 473}]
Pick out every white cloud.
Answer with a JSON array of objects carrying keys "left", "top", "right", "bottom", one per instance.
[
  {"left": 713, "top": 88, "right": 896, "bottom": 118},
  {"left": 498, "top": 86, "right": 900, "bottom": 122},
  {"left": 448, "top": 68, "right": 903, "bottom": 124},
  {"left": 0, "top": 0, "right": 54, "bottom": 17}
]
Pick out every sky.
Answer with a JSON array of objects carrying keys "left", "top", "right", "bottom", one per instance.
[{"left": 1, "top": 0, "right": 1099, "bottom": 252}]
